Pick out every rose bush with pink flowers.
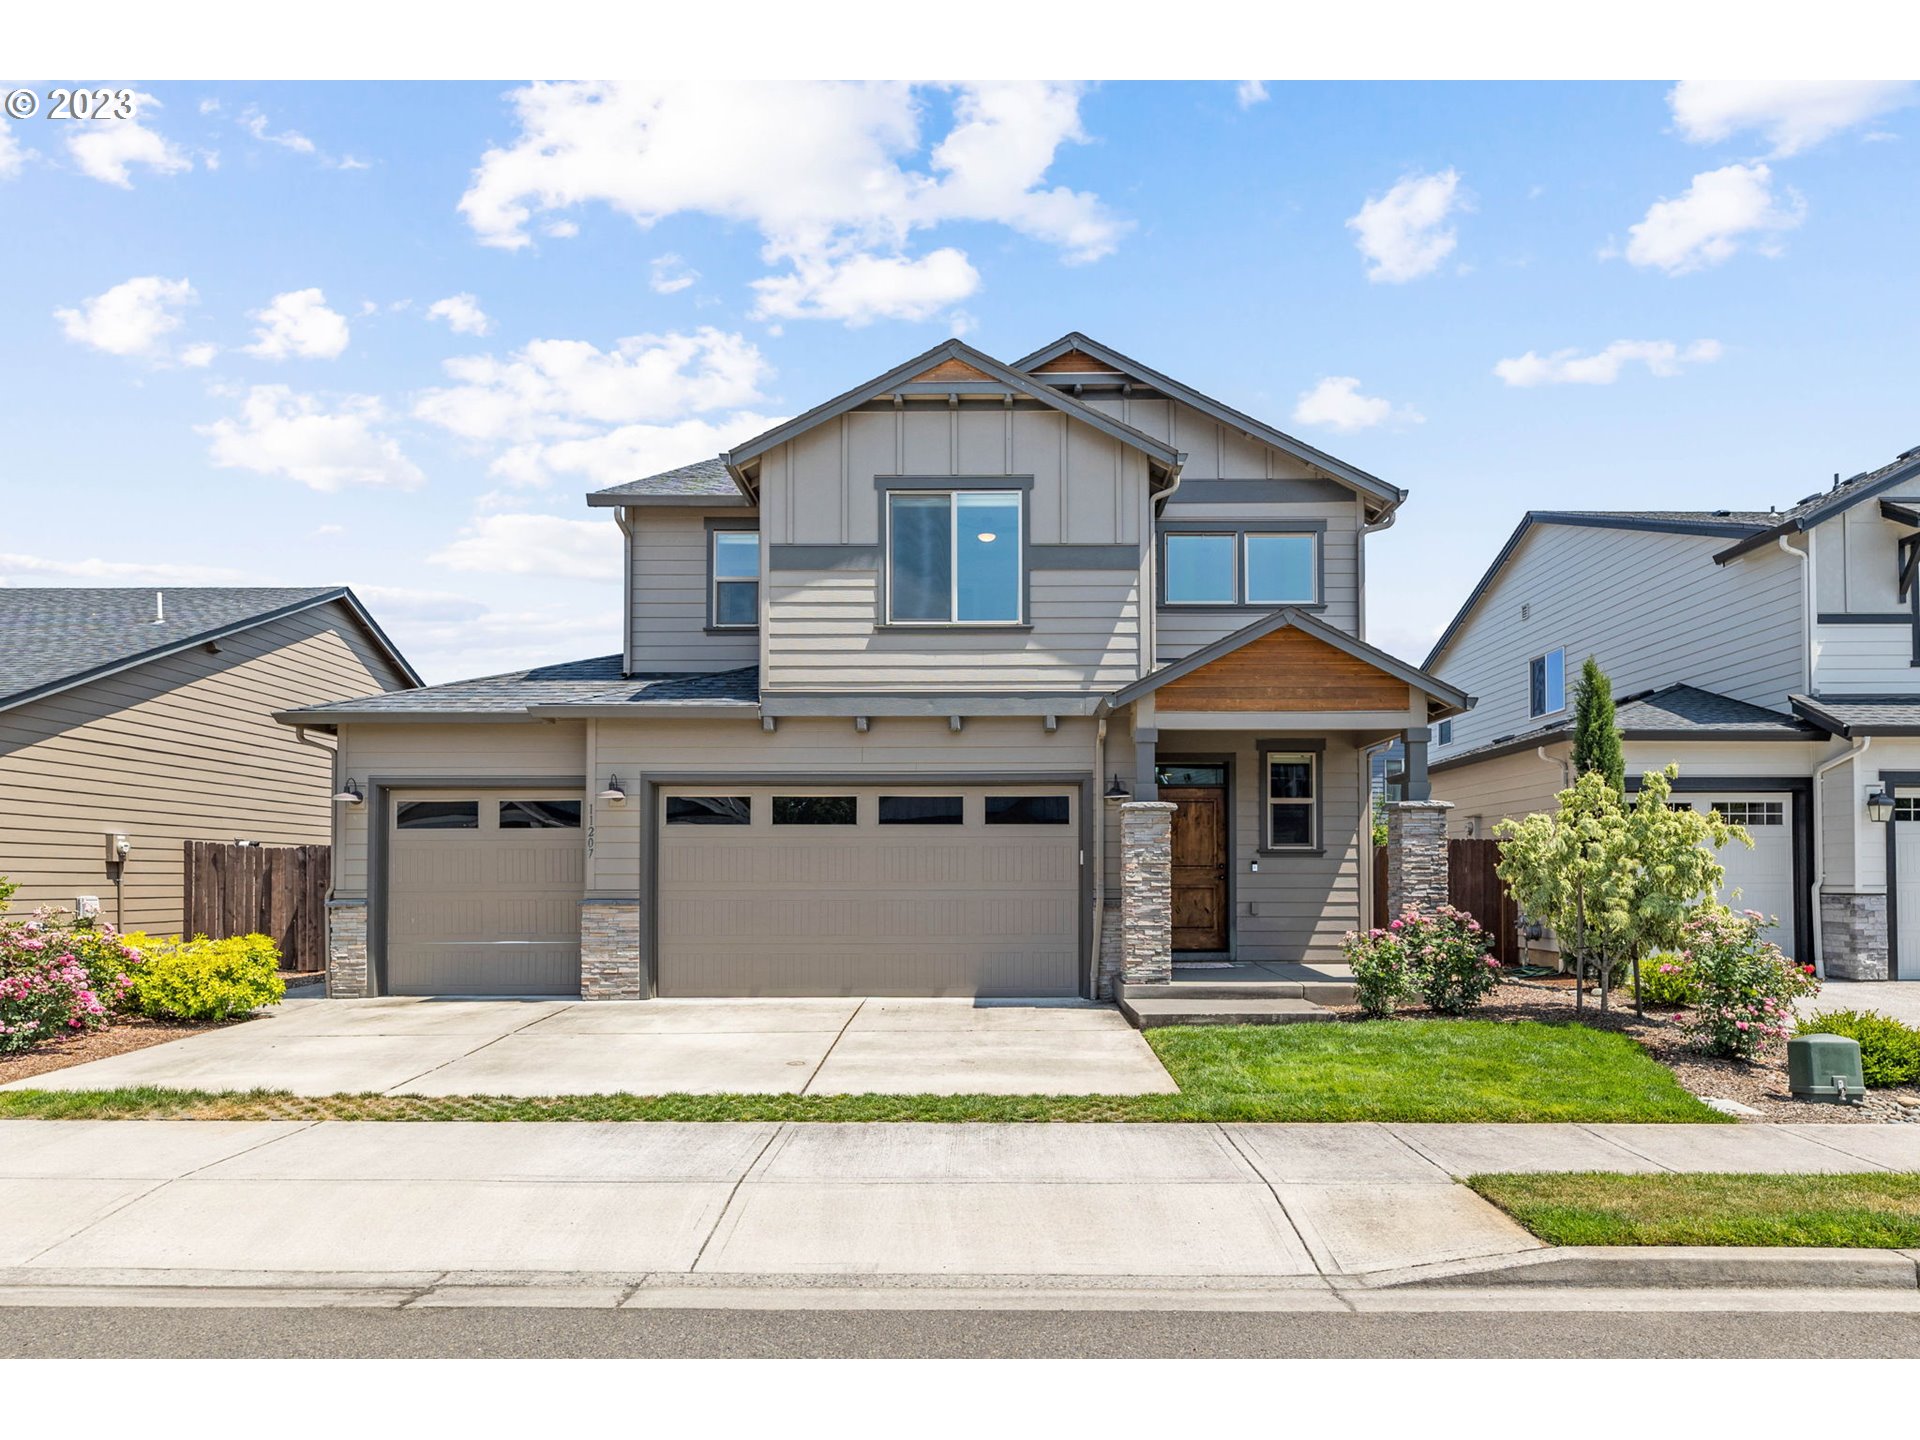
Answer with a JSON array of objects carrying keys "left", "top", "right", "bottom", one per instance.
[
  {"left": 0, "top": 916, "right": 143, "bottom": 1053},
  {"left": 1342, "top": 905, "right": 1501, "bottom": 1018},
  {"left": 1679, "top": 906, "right": 1819, "bottom": 1060}
]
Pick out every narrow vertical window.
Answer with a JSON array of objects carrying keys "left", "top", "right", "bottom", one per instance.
[
  {"left": 1528, "top": 648, "right": 1566, "bottom": 717},
  {"left": 710, "top": 529, "right": 759, "bottom": 629}
]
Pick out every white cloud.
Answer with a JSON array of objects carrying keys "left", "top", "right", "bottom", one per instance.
[
  {"left": 751, "top": 248, "right": 979, "bottom": 325},
  {"left": 457, "top": 81, "right": 1119, "bottom": 323},
  {"left": 1291, "top": 376, "right": 1423, "bottom": 432},
  {"left": 178, "top": 342, "right": 218, "bottom": 368},
  {"left": 1493, "top": 339, "right": 1724, "bottom": 387},
  {"left": 0, "top": 553, "right": 247, "bottom": 584},
  {"left": 1619, "top": 163, "right": 1805, "bottom": 275},
  {"left": 1236, "top": 81, "right": 1269, "bottom": 109},
  {"left": 239, "top": 105, "right": 315, "bottom": 155},
  {"left": 414, "top": 327, "right": 769, "bottom": 443},
  {"left": 488, "top": 412, "right": 787, "bottom": 490},
  {"left": 426, "top": 293, "right": 493, "bottom": 336},
  {"left": 0, "top": 116, "right": 26, "bottom": 179},
  {"left": 543, "top": 219, "right": 579, "bottom": 238},
  {"left": 54, "top": 276, "right": 198, "bottom": 361},
  {"left": 311, "top": 523, "right": 345, "bottom": 538},
  {"left": 1347, "top": 168, "right": 1467, "bottom": 283},
  {"left": 429, "top": 513, "right": 618, "bottom": 577},
  {"left": 199, "top": 385, "right": 423, "bottom": 491},
  {"left": 649, "top": 254, "right": 699, "bottom": 294},
  {"left": 1669, "top": 80, "right": 1916, "bottom": 157},
  {"left": 65, "top": 91, "right": 191, "bottom": 187},
  {"left": 243, "top": 288, "right": 351, "bottom": 359}
]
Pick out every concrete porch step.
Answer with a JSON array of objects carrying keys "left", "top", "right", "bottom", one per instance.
[
  {"left": 1116, "top": 995, "right": 1336, "bottom": 1029},
  {"left": 1120, "top": 980, "right": 1357, "bottom": 1005}
]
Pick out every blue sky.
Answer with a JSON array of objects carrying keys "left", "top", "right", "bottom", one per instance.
[{"left": 3, "top": 79, "right": 1916, "bottom": 681}]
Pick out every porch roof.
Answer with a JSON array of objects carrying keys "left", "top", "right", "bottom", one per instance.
[{"left": 1107, "top": 607, "right": 1472, "bottom": 724}]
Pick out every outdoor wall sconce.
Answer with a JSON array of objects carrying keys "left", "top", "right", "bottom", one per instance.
[
  {"left": 331, "top": 778, "right": 364, "bottom": 806},
  {"left": 1867, "top": 788, "right": 1896, "bottom": 823},
  {"left": 598, "top": 774, "right": 628, "bottom": 804},
  {"left": 1104, "top": 773, "right": 1131, "bottom": 800}
]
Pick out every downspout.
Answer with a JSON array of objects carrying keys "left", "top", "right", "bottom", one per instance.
[
  {"left": 1810, "top": 735, "right": 1870, "bottom": 981},
  {"left": 1359, "top": 736, "right": 1398, "bottom": 930},
  {"left": 1537, "top": 745, "right": 1571, "bottom": 787},
  {"left": 615, "top": 507, "right": 636, "bottom": 677},
  {"left": 1779, "top": 534, "right": 1813, "bottom": 693},
  {"left": 1358, "top": 502, "right": 1397, "bottom": 644},
  {"left": 1089, "top": 712, "right": 1108, "bottom": 997}
]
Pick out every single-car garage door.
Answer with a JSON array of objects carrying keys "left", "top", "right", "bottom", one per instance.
[
  {"left": 656, "top": 784, "right": 1083, "bottom": 997},
  {"left": 387, "top": 791, "right": 585, "bottom": 995},
  {"left": 1676, "top": 793, "right": 1797, "bottom": 959}
]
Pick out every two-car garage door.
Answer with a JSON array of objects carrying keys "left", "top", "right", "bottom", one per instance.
[{"left": 655, "top": 784, "right": 1082, "bottom": 997}]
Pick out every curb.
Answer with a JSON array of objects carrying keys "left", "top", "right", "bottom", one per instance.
[{"left": 1359, "top": 1246, "right": 1920, "bottom": 1291}]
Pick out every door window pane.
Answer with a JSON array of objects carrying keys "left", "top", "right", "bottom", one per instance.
[
  {"left": 499, "top": 800, "right": 581, "bottom": 829},
  {"left": 1156, "top": 764, "right": 1226, "bottom": 787},
  {"left": 397, "top": 800, "right": 478, "bottom": 829},
  {"left": 665, "top": 796, "right": 751, "bottom": 825},
  {"left": 1164, "top": 533, "right": 1236, "bottom": 604},
  {"left": 955, "top": 492, "right": 1021, "bottom": 622},
  {"left": 878, "top": 795, "right": 964, "bottom": 825},
  {"left": 1244, "top": 533, "right": 1316, "bottom": 604},
  {"left": 772, "top": 795, "right": 857, "bottom": 825},
  {"left": 984, "top": 795, "right": 1070, "bottom": 825},
  {"left": 888, "top": 494, "right": 951, "bottom": 621}
]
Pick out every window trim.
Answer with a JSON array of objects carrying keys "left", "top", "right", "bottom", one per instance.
[
  {"left": 1528, "top": 647, "right": 1567, "bottom": 719},
  {"left": 705, "top": 518, "right": 760, "bottom": 634},
  {"left": 1157, "top": 520, "right": 1326, "bottom": 611},
  {"left": 878, "top": 481, "right": 1030, "bottom": 628},
  {"left": 1256, "top": 738, "right": 1326, "bottom": 856}
]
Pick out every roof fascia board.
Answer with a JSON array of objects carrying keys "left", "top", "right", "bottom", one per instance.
[
  {"left": 761, "top": 692, "right": 1105, "bottom": 718},
  {"left": 1014, "top": 332, "right": 1404, "bottom": 510},
  {"left": 584, "top": 492, "right": 752, "bottom": 509}
]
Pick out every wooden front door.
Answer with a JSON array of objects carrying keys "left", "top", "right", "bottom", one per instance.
[{"left": 1163, "top": 786, "right": 1229, "bottom": 952}]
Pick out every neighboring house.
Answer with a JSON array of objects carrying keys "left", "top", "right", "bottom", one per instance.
[
  {"left": 0, "top": 588, "right": 418, "bottom": 933},
  {"left": 281, "top": 334, "right": 1468, "bottom": 1001},
  {"left": 1424, "top": 445, "right": 1920, "bottom": 980}
]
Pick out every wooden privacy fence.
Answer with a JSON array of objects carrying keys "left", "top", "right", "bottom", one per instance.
[
  {"left": 182, "top": 841, "right": 330, "bottom": 971},
  {"left": 1370, "top": 838, "right": 1520, "bottom": 965}
]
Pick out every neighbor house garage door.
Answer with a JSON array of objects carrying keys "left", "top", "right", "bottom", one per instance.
[
  {"left": 655, "top": 784, "right": 1082, "bottom": 997},
  {"left": 386, "top": 790, "right": 585, "bottom": 995},
  {"left": 1676, "top": 793, "right": 1797, "bottom": 959}
]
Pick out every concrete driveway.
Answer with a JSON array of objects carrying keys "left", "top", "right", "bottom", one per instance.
[
  {"left": 1802, "top": 980, "right": 1920, "bottom": 1027},
  {"left": 2, "top": 997, "right": 1177, "bottom": 1098}
]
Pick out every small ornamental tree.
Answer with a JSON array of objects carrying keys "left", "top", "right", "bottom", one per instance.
[
  {"left": 1571, "top": 656, "right": 1625, "bottom": 795},
  {"left": 1494, "top": 766, "right": 1747, "bottom": 1011}
]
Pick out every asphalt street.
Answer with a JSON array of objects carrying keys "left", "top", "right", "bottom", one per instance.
[{"left": 5, "top": 1304, "right": 1920, "bottom": 1358}]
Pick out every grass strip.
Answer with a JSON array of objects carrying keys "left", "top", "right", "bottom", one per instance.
[
  {"left": 0, "top": 1019, "right": 1723, "bottom": 1123},
  {"left": 1468, "top": 1171, "right": 1920, "bottom": 1247}
]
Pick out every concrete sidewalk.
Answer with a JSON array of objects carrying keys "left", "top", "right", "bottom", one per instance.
[{"left": 4, "top": 1121, "right": 1919, "bottom": 1297}]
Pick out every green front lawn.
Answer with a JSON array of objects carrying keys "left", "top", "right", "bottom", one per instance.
[
  {"left": 1469, "top": 1172, "right": 1920, "bottom": 1247},
  {"left": 0, "top": 1018, "right": 1721, "bottom": 1123}
]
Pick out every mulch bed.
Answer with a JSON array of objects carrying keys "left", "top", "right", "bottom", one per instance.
[
  {"left": 0, "top": 1015, "right": 245, "bottom": 1087},
  {"left": 1330, "top": 973, "right": 1920, "bottom": 1125}
]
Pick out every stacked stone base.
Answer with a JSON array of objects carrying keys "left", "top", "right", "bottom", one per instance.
[
  {"left": 326, "top": 900, "right": 370, "bottom": 998},
  {"left": 1097, "top": 899, "right": 1124, "bottom": 999},
  {"left": 1385, "top": 800, "right": 1452, "bottom": 917},
  {"left": 1118, "top": 801, "right": 1175, "bottom": 988},
  {"left": 1821, "top": 892, "right": 1889, "bottom": 981},
  {"left": 580, "top": 899, "right": 645, "bottom": 1000}
]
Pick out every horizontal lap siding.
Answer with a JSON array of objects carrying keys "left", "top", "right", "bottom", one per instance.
[
  {"left": 1813, "top": 623, "right": 1916, "bottom": 693},
  {"left": 1432, "top": 525, "right": 1805, "bottom": 764},
  {"left": 628, "top": 508, "right": 758, "bottom": 673},
  {"left": 0, "top": 606, "right": 409, "bottom": 931},
  {"left": 1431, "top": 748, "right": 1570, "bottom": 837}
]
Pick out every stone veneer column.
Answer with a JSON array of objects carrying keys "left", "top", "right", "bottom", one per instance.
[
  {"left": 1386, "top": 800, "right": 1452, "bottom": 918},
  {"left": 1118, "top": 800, "right": 1176, "bottom": 988},
  {"left": 326, "top": 899, "right": 369, "bottom": 998},
  {"left": 1820, "top": 892, "right": 1889, "bottom": 981},
  {"left": 579, "top": 899, "right": 645, "bottom": 1000}
]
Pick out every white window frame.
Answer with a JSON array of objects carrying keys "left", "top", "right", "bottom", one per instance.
[
  {"left": 708, "top": 528, "right": 760, "bottom": 631},
  {"left": 1528, "top": 647, "right": 1566, "bottom": 718},
  {"left": 1263, "top": 750, "right": 1318, "bottom": 851},
  {"left": 884, "top": 488, "right": 1024, "bottom": 626}
]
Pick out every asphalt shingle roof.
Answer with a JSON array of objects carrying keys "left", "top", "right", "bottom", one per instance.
[
  {"left": 1432, "top": 683, "right": 1820, "bottom": 770},
  {"left": 0, "top": 586, "right": 354, "bottom": 708},
  {"left": 587, "top": 456, "right": 737, "bottom": 501},
  {"left": 283, "top": 657, "right": 760, "bottom": 718},
  {"left": 1790, "top": 694, "right": 1920, "bottom": 736}
]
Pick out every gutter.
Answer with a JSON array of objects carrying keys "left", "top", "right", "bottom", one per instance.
[{"left": 1810, "top": 735, "right": 1870, "bottom": 981}]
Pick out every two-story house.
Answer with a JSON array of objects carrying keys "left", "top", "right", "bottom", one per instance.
[
  {"left": 1424, "top": 445, "right": 1920, "bottom": 982},
  {"left": 280, "top": 335, "right": 1468, "bottom": 1004}
]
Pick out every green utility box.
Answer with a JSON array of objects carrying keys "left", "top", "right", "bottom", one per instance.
[{"left": 1787, "top": 1033, "right": 1866, "bottom": 1104}]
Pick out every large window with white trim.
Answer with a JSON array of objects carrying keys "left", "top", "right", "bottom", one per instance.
[
  {"left": 1264, "top": 751, "right": 1318, "bottom": 850},
  {"left": 886, "top": 490, "right": 1023, "bottom": 624},
  {"left": 709, "top": 528, "right": 760, "bottom": 629}
]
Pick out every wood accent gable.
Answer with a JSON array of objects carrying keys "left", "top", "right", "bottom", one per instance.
[
  {"left": 911, "top": 357, "right": 996, "bottom": 383},
  {"left": 1031, "top": 349, "right": 1109, "bottom": 375},
  {"left": 1156, "top": 624, "right": 1411, "bottom": 712}
]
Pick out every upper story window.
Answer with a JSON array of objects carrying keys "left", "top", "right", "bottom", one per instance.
[
  {"left": 1436, "top": 720, "right": 1452, "bottom": 746},
  {"left": 886, "top": 489, "right": 1023, "bottom": 625},
  {"left": 1162, "top": 527, "right": 1319, "bottom": 607},
  {"left": 1528, "top": 647, "right": 1566, "bottom": 717},
  {"left": 709, "top": 527, "right": 759, "bottom": 630}
]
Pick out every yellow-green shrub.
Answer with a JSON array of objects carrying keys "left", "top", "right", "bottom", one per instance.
[{"left": 130, "top": 933, "right": 285, "bottom": 1022}]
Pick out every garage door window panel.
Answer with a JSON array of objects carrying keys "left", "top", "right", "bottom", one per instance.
[
  {"left": 499, "top": 800, "right": 581, "bottom": 829},
  {"left": 1713, "top": 801, "right": 1783, "bottom": 826},
  {"left": 397, "top": 800, "right": 479, "bottom": 830},
  {"left": 666, "top": 796, "right": 752, "bottom": 825},
  {"left": 773, "top": 795, "right": 857, "bottom": 825},
  {"left": 879, "top": 795, "right": 964, "bottom": 825},
  {"left": 984, "top": 795, "right": 1071, "bottom": 825}
]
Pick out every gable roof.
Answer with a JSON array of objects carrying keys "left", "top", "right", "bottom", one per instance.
[
  {"left": 277, "top": 655, "right": 759, "bottom": 725},
  {"left": 1422, "top": 510, "right": 1781, "bottom": 671},
  {"left": 1712, "top": 445, "right": 1920, "bottom": 562},
  {"left": 717, "top": 339, "right": 1183, "bottom": 499},
  {"left": 1108, "top": 605, "right": 1472, "bottom": 718},
  {"left": 1013, "top": 331, "right": 1406, "bottom": 515},
  {"left": 0, "top": 586, "right": 420, "bottom": 714},
  {"left": 586, "top": 457, "right": 749, "bottom": 508}
]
